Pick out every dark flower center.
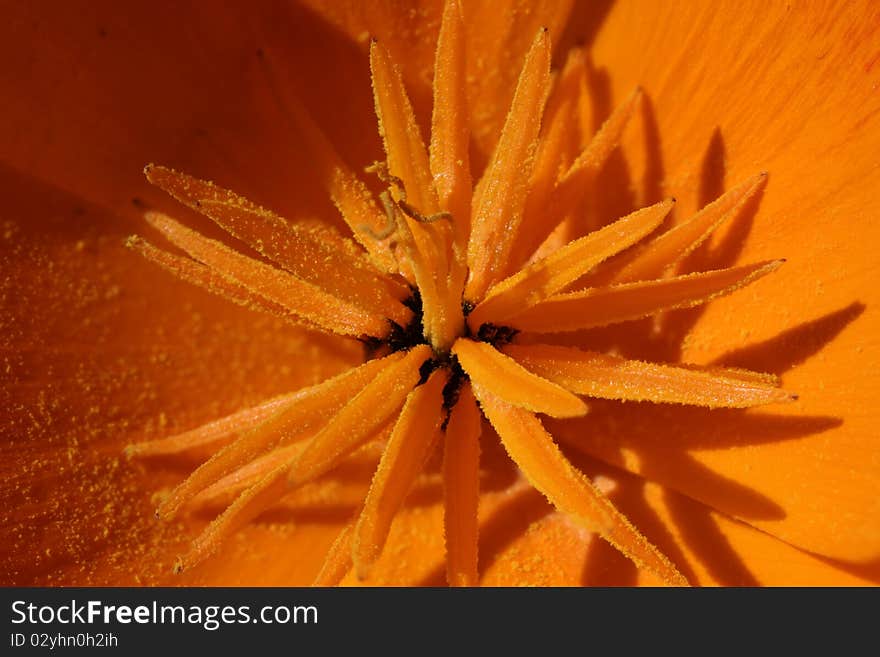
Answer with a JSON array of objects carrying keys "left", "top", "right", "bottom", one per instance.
[{"left": 361, "top": 290, "right": 518, "bottom": 421}]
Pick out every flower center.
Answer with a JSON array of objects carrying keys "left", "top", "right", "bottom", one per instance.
[{"left": 362, "top": 288, "right": 518, "bottom": 420}]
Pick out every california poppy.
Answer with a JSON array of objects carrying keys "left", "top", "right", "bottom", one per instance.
[{"left": 2, "top": 0, "right": 878, "bottom": 586}]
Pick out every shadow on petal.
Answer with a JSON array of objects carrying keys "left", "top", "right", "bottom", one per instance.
[{"left": 711, "top": 301, "right": 867, "bottom": 374}]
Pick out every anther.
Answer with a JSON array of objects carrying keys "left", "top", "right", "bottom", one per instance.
[
  {"left": 359, "top": 190, "right": 399, "bottom": 240},
  {"left": 397, "top": 200, "right": 453, "bottom": 225}
]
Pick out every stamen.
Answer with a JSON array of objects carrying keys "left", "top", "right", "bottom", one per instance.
[
  {"left": 473, "top": 387, "right": 688, "bottom": 586},
  {"left": 469, "top": 199, "right": 674, "bottom": 328},
  {"left": 595, "top": 172, "right": 769, "bottom": 285},
  {"left": 313, "top": 521, "right": 356, "bottom": 586},
  {"left": 287, "top": 344, "right": 432, "bottom": 487},
  {"left": 157, "top": 354, "right": 399, "bottom": 520},
  {"left": 177, "top": 423, "right": 394, "bottom": 572},
  {"left": 452, "top": 338, "right": 588, "bottom": 418},
  {"left": 466, "top": 28, "right": 552, "bottom": 301},
  {"left": 353, "top": 368, "right": 449, "bottom": 576},
  {"left": 504, "top": 344, "right": 796, "bottom": 408},
  {"left": 176, "top": 462, "right": 291, "bottom": 572},
  {"left": 506, "top": 260, "right": 785, "bottom": 332},
  {"left": 125, "top": 390, "right": 307, "bottom": 458},
  {"left": 427, "top": 0, "right": 471, "bottom": 352},
  {"left": 126, "top": 236, "right": 308, "bottom": 328},
  {"left": 370, "top": 39, "right": 457, "bottom": 350},
  {"left": 507, "top": 48, "right": 587, "bottom": 274},
  {"left": 145, "top": 211, "right": 390, "bottom": 338},
  {"left": 430, "top": 0, "right": 472, "bottom": 293},
  {"left": 443, "top": 383, "right": 482, "bottom": 587},
  {"left": 191, "top": 443, "right": 308, "bottom": 505}
]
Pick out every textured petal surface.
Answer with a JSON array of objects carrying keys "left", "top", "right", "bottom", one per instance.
[{"left": 559, "top": 0, "right": 880, "bottom": 562}]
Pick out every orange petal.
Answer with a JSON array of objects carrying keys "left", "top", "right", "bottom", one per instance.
[
  {"left": 353, "top": 368, "right": 449, "bottom": 575},
  {"left": 452, "top": 338, "right": 587, "bottom": 418},
  {"left": 465, "top": 28, "right": 551, "bottom": 301},
  {"left": 287, "top": 344, "right": 432, "bottom": 487},
  {"left": 599, "top": 172, "right": 768, "bottom": 285},
  {"left": 144, "top": 211, "right": 389, "bottom": 337},
  {"left": 443, "top": 383, "right": 482, "bottom": 587},
  {"left": 158, "top": 354, "right": 398, "bottom": 519},
  {"left": 473, "top": 387, "right": 688, "bottom": 586},
  {"left": 469, "top": 198, "right": 674, "bottom": 327},
  {"left": 505, "top": 343, "right": 795, "bottom": 408},
  {"left": 480, "top": 449, "right": 880, "bottom": 586},
  {"left": 509, "top": 260, "right": 784, "bottom": 332},
  {"left": 584, "top": 0, "right": 880, "bottom": 561}
]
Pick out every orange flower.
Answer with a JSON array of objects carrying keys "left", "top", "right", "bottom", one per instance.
[{"left": 2, "top": 0, "right": 879, "bottom": 586}]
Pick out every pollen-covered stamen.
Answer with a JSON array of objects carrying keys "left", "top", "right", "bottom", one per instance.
[
  {"left": 191, "top": 442, "right": 308, "bottom": 506},
  {"left": 505, "top": 47, "right": 587, "bottom": 276},
  {"left": 504, "top": 343, "right": 796, "bottom": 409},
  {"left": 177, "top": 347, "right": 430, "bottom": 571},
  {"left": 473, "top": 387, "right": 689, "bottom": 586},
  {"left": 125, "top": 388, "right": 308, "bottom": 458},
  {"left": 157, "top": 355, "right": 398, "bottom": 520},
  {"left": 127, "top": 235, "right": 314, "bottom": 330},
  {"left": 452, "top": 338, "right": 588, "bottom": 418},
  {"left": 353, "top": 368, "right": 449, "bottom": 577},
  {"left": 506, "top": 260, "right": 785, "bottom": 332},
  {"left": 468, "top": 198, "right": 674, "bottom": 328},
  {"left": 144, "top": 164, "right": 411, "bottom": 309},
  {"left": 314, "top": 521, "right": 357, "bottom": 587},
  {"left": 370, "top": 39, "right": 459, "bottom": 352},
  {"left": 144, "top": 211, "right": 390, "bottom": 338},
  {"left": 466, "top": 27, "right": 552, "bottom": 301},
  {"left": 442, "top": 383, "right": 481, "bottom": 587},
  {"left": 593, "top": 172, "right": 770, "bottom": 286},
  {"left": 287, "top": 345, "right": 432, "bottom": 488}
]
